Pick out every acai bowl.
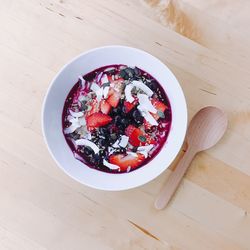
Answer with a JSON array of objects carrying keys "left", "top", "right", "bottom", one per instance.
[{"left": 42, "top": 46, "right": 187, "bottom": 190}]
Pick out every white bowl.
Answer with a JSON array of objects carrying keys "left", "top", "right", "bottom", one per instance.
[{"left": 42, "top": 45, "right": 187, "bottom": 191}]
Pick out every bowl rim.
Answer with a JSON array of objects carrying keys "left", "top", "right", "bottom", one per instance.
[{"left": 42, "top": 45, "right": 188, "bottom": 191}]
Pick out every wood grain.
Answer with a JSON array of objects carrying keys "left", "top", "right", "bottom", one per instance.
[{"left": 0, "top": 0, "right": 250, "bottom": 249}]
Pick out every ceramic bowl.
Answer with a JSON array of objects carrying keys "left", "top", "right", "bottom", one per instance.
[{"left": 42, "top": 45, "right": 187, "bottom": 191}]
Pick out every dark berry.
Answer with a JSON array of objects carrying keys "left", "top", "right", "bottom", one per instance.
[
  {"left": 134, "top": 67, "right": 141, "bottom": 76},
  {"left": 124, "top": 68, "right": 135, "bottom": 78},
  {"left": 132, "top": 110, "right": 143, "bottom": 125},
  {"left": 120, "top": 118, "right": 129, "bottom": 127},
  {"left": 99, "top": 150, "right": 108, "bottom": 158},
  {"left": 120, "top": 69, "right": 129, "bottom": 80},
  {"left": 98, "top": 138, "right": 107, "bottom": 147},
  {"left": 84, "top": 146, "right": 94, "bottom": 156},
  {"left": 111, "top": 106, "right": 122, "bottom": 116},
  {"left": 99, "top": 127, "right": 108, "bottom": 135},
  {"left": 132, "top": 109, "right": 141, "bottom": 119},
  {"left": 110, "top": 133, "right": 118, "bottom": 142},
  {"left": 114, "top": 115, "right": 122, "bottom": 125},
  {"left": 91, "top": 154, "right": 102, "bottom": 165},
  {"left": 146, "top": 80, "right": 157, "bottom": 91},
  {"left": 69, "top": 133, "right": 80, "bottom": 140}
]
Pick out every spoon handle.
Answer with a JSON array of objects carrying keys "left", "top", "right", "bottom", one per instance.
[{"left": 155, "top": 147, "right": 197, "bottom": 210}]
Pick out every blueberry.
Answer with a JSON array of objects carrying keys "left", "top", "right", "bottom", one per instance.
[
  {"left": 91, "top": 154, "right": 102, "bottom": 165},
  {"left": 99, "top": 150, "right": 108, "bottom": 158},
  {"left": 134, "top": 67, "right": 141, "bottom": 76},
  {"left": 132, "top": 109, "right": 140, "bottom": 118},
  {"left": 99, "top": 127, "right": 108, "bottom": 135},
  {"left": 111, "top": 106, "right": 122, "bottom": 116},
  {"left": 124, "top": 68, "right": 135, "bottom": 78},
  {"left": 135, "top": 119, "right": 143, "bottom": 126},
  {"left": 84, "top": 146, "right": 94, "bottom": 156},
  {"left": 120, "top": 118, "right": 129, "bottom": 127},
  {"left": 146, "top": 80, "right": 157, "bottom": 91},
  {"left": 98, "top": 138, "right": 107, "bottom": 147},
  {"left": 114, "top": 115, "right": 122, "bottom": 125},
  {"left": 110, "top": 133, "right": 118, "bottom": 142},
  {"left": 132, "top": 110, "right": 143, "bottom": 122}
]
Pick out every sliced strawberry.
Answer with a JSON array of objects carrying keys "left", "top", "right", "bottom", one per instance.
[
  {"left": 124, "top": 97, "right": 138, "bottom": 113},
  {"left": 124, "top": 101, "right": 134, "bottom": 113},
  {"left": 100, "top": 100, "right": 111, "bottom": 114},
  {"left": 143, "top": 119, "right": 152, "bottom": 130},
  {"left": 109, "top": 153, "right": 145, "bottom": 171},
  {"left": 151, "top": 99, "right": 167, "bottom": 120},
  {"left": 86, "top": 98, "right": 99, "bottom": 116},
  {"left": 125, "top": 125, "right": 155, "bottom": 146},
  {"left": 125, "top": 125, "right": 136, "bottom": 137},
  {"left": 86, "top": 112, "right": 112, "bottom": 130},
  {"left": 107, "top": 89, "right": 121, "bottom": 108},
  {"left": 125, "top": 125, "right": 144, "bottom": 147}
]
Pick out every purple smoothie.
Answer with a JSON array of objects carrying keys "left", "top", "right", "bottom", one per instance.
[{"left": 62, "top": 65, "right": 172, "bottom": 173}]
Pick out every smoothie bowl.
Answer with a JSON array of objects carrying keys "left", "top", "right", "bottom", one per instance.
[{"left": 42, "top": 46, "right": 187, "bottom": 191}]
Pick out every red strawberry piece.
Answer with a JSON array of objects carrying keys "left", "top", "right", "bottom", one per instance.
[
  {"left": 124, "top": 97, "right": 138, "bottom": 113},
  {"left": 86, "top": 98, "right": 99, "bottom": 116},
  {"left": 109, "top": 153, "right": 145, "bottom": 171},
  {"left": 151, "top": 99, "right": 167, "bottom": 120},
  {"left": 125, "top": 125, "right": 155, "bottom": 146},
  {"left": 107, "top": 90, "right": 120, "bottom": 108},
  {"left": 124, "top": 101, "right": 134, "bottom": 113},
  {"left": 143, "top": 119, "right": 152, "bottom": 130},
  {"left": 125, "top": 125, "right": 144, "bottom": 147},
  {"left": 100, "top": 100, "right": 111, "bottom": 114},
  {"left": 125, "top": 125, "right": 136, "bottom": 137},
  {"left": 86, "top": 112, "right": 112, "bottom": 130}
]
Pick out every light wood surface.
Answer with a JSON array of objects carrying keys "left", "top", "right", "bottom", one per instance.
[
  {"left": 155, "top": 107, "right": 228, "bottom": 209},
  {"left": 0, "top": 0, "right": 250, "bottom": 249}
]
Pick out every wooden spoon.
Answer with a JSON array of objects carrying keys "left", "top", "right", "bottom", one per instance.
[{"left": 155, "top": 106, "right": 228, "bottom": 210}]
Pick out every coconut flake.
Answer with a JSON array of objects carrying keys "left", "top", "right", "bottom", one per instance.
[
  {"left": 78, "top": 76, "right": 86, "bottom": 87},
  {"left": 96, "top": 72, "right": 103, "bottom": 83},
  {"left": 125, "top": 80, "right": 153, "bottom": 103},
  {"left": 119, "top": 135, "right": 129, "bottom": 148},
  {"left": 103, "top": 159, "right": 120, "bottom": 170},
  {"left": 86, "top": 133, "right": 92, "bottom": 140},
  {"left": 69, "top": 110, "right": 84, "bottom": 118},
  {"left": 64, "top": 124, "right": 79, "bottom": 134},
  {"left": 108, "top": 147, "right": 116, "bottom": 155},
  {"left": 102, "top": 86, "right": 110, "bottom": 99},
  {"left": 78, "top": 117, "right": 86, "bottom": 126},
  {"left": 132, "top": 80, "right": 153, "bottom": 96},
  {"left": 124, "top": 84, "right": 134, "bottom": 103},
  {"left": 140, "top": 110, "right": 158, "bottom": 126},
  {"left": 112, "top": 139, "right": 120, "bottom": 148},
  {"left": 75, "top": 139, "right": 99, "bottom": 154},
  {"left": 127, "top": 152, "right": 137, "bottom": 157},
  {"left": 137, "top": 94, "right": 157, "bottom": 113},
  {"left": 137, "top": 144, "right": 154, "bottom": 158},
  {"left": 91, "top": 82, "right": 100, "bottom": 92},
  {"left": 64, "top": 115, "right": 86, "bottom": 134},
  {"left": 112, "top": 135, "right": 129, "bottom": 149},
  {"left": 74, "top": 152, "right": 84, "bottom": 161},
  {"left": 90, "top": 82, "right": 103, "bottom": 102},
  {"left": 101, "top": 74, "right": 109, "bottom": 84}
]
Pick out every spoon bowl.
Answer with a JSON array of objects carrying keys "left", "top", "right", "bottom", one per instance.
[{"left": 187, "top": 106, "right": 228, "bottom": 152}]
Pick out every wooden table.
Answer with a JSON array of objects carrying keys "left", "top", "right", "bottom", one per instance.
[{"left": 1, "top": 1, "right": 250, "bottom": 249}]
